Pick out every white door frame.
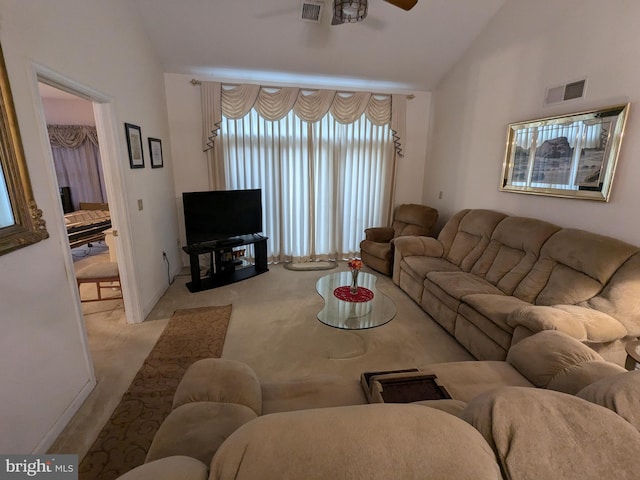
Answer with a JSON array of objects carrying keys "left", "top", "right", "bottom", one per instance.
[{"left": 32, "top": 64, "right": 144, "bottom": 324}]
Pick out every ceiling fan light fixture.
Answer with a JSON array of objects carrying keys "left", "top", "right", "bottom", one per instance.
[{"left": 333, "top": 0, "right": 368, "bottom": 24}]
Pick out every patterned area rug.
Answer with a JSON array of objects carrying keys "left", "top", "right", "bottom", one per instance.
[{"left": 78, "top": 305, "right": 232, "bottom": 480}]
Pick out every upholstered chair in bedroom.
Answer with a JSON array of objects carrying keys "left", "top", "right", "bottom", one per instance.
[{"left": 360, "top": 203, "right": 438, "bottom": 276}]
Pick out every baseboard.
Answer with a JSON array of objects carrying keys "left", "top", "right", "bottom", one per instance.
[
  {"left": 33, "top": 377, "right": 97, "bottom": 454},
  {"left": 143, "top": 279, "right": 173, "bottom": 320}
]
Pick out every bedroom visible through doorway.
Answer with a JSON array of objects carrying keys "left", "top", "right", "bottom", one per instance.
[{"left": 38, "top": 82, "right": 126, "bottom": 312}]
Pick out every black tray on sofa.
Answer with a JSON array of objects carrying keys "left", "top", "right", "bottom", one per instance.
[{"left": 361, "top": 369, "right": 451, "bottom": 403}]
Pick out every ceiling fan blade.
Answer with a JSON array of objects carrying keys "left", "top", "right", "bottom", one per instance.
[{"left": 383, "top": 0, "right": 418, "bottom": 11}]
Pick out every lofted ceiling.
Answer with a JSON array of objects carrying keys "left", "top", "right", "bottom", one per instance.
[{"left": 129, "top": 0, "right": 506, "bottom": 91}]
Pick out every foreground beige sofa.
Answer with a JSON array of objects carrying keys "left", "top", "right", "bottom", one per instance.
[
  {"left": 137, "top": 331, "right": 628, "bottom": 463},
  {"left": 116, "top": 331, "right": 640, "bottom": 479},
  {"left": 121, "top": 390, "right": 640, "bottom": 480},
  {"left": 393, "top": 208, "right": 640, "bottom": 364}
]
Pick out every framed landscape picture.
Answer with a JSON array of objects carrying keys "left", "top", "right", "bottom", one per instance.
[
  {"left": 148, "top": 137, "right": 163, "bottom": 168},
  {"left": 125, "top": 123, "right": 144, "bottom": 168},
  {"left": 500, "top": 104, "right": 629, "bottom": 201}
]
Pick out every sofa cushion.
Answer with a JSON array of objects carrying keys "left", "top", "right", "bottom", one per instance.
[
  {"left": 403, "top": 255, "right": 460, "bottom": 281},
  {"left": 587, "top": 252, "right": 640, "bottom": 337},
  {"left": 146, "top": 402, "right": 257, "bottom": 465},
  {"left": 460, "top": 387, "right": 640, "bottom": 480},
  {"left": 443, "top": 210, "right": 507, "bottom": 272},
  {"left": 363, "top": 226, "right": 394, "bottom": 243},
  {"left": 546, "top": 360, "right": 626, "bottom": 394},
  {"left": 506, "top": 330, "right": 603, "bottom": 388},
  {"left": 412, "top": 399, "right": 468, "bottom": 415},
  {"left": 470, "top": 216, "right": 560, "bottom": 295},
  {"left": 537, "top": 264, "right": 604, "bottom": 306},
  {"left": 210, "top": 404, "right": 502, "bottom": 480},
  {"left": 507, "top": 305, "right": 627, "bottom": 342},
  {"left": 463, "top": 294, "right": 530, "bottom": 332},
  {"left": 577, "top": 369, "right": 640, "bottom": 430},
  {"left": 507, "top": 305, "right": 588, "bottom": 340},
  {"left": 261, "top": 375, "right": 366, "bottom": 414},
  {"left": 173, "top": 359, "right": 262, "bottom": 415},
  {"left": 359, "top": 239, "right": 391, "bottom": 260},
  {"left": 552, "top": 304, "right": 628, "bottom": 341},
  {"left": 457, "top": 303, "right": 514, "bottom": 351},
  {"left": 119, "top": 456, "right": 208, "bottom": 480},
  {"left": 426, "top": 271, "right": 504, "bottom": 300},
  {"left": 418, "top": 361, "right": 533, "bottom": 403},
  {"left": 392, "top": 203, "right": 438, "bottom": 237},
  {"left": 534, "top": 228, "right": 638, "bottom": 306}
]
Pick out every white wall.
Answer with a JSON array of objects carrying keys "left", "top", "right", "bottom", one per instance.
[
  {"left": 42, "top": 97, "right": 95, "bottom": 125},
  {"left": 164, "top": 72, "right": 431, "bottom": 258},
  {"left": 424, "top": 0, "right": 640, "bottom": 245},
  {"left": 0, "top": 0, "right": 179, "bottom": 453}
]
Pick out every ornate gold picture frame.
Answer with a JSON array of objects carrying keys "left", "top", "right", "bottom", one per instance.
[
  {"left": 500, "top": 104, "right": 630, "bottom": 201},
  {"left": 0, "top": 43, "right": 48, "bottom": 255}
]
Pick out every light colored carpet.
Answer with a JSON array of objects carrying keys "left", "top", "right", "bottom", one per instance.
[
  {"left": 49, "top": 261, "right": 473, "bottom": 460},
  {"left": 152, "top": 262, "right": 473, "bottom": 383}
]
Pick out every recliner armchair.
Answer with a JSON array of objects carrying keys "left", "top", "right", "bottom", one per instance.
[{"left": 360, "top": 203, "right": 438, "bottom": 275}]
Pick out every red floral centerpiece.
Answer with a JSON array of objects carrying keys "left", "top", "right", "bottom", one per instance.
[{"left": 348, "top": 258, "right": 363, "bottom": 295}]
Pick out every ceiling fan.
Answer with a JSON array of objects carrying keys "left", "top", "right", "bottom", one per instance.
[{"left": 331, "top": 0, "right": 418, "bottom": 25}]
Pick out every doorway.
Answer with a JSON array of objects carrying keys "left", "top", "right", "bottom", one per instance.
[
  {"left": 39, "top": 83, "right": 123, "bottom": 307},
  {"left": 34, "top": 70, "right": 143, "bottom": 325}
]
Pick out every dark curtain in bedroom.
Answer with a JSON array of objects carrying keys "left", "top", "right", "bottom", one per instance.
[{"left": 48, "top": 124, "right": 107, "bottom": 211}]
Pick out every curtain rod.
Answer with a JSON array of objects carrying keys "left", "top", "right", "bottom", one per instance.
[{"left": 190, "top": 78, "right": 415, "bottom": 100}]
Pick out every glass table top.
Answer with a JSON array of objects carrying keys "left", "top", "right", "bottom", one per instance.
[{"left": 316, "top": 271, "right": 397, "bottom": 330}]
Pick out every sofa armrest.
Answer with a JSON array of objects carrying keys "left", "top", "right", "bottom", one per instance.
[
  {"left": 392, "top": 236, "right": 444, "bottom": 284},
  {"left": 506, "top": 305, "right": 627, "bottom": 343},
  {"left": 393, "top": 236, "right": 444, "bottom": 259},
  {"left": 117, "top": 456, "right": 208, "bottom": 480},
  {"left": 364, "top": 226, "right": 395, "bottom": 243},
  {"left": 506, "top": 330, "right": 605, "bottom": 389}
]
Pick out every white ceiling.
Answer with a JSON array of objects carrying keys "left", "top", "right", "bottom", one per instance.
[{"left": 129, "top": 0, "right": 506, "bottom": 91}]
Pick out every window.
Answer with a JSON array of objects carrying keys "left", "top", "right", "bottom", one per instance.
[{"left": 220, "top": 108, "right": 394, "bottom": 262}]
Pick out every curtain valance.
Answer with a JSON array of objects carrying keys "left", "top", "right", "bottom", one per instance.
[
  {"left": 200, "top": 81, "right": 406, "bottom": 156},
  {"left": 48, "top": 125, "right": 99, "bottom": 149}
]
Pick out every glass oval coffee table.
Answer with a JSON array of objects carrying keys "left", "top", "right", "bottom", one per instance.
[{"left": 316, "top": 271, "right": 396, "bottom": 330}]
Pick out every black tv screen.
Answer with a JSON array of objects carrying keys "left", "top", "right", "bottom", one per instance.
[{"left": 183, "top": 189, "right": 263, "bottom": 245}]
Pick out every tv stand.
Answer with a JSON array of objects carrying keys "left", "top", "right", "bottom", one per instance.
[{"left": 182, "top": 234, "right": 268, "bottom": 292}]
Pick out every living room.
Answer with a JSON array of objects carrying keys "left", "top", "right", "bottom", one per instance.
[{"left": 2, "top": 0, "right": 640, "bottom": 462}]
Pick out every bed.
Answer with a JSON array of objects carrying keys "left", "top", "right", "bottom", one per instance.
[{"left": 64, "top": 202, "right": 111, "bottom": 248}]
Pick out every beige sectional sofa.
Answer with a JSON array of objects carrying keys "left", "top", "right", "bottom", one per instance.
[
  {"left": 393, "top": 208, "right": 640, "bottom": 364},
  {"left": 115, "top": 330, "right": 640, "bottom": 480},
  {"left": 121, "top": 391, "right": 640, "bottom": 480}
]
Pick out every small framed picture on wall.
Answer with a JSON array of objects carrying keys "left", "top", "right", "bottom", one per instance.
[
  {"left": 148, "top": 137, "right": 164, "bottom": 168},
  {"left": 125, "top": 123, "right": 144, "bottom": 168}
]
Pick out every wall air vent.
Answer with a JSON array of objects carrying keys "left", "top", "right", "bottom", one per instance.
[
  {"left": 300, "top": 1, "right": 324, "bottom": 23},
  {"left": 544, "top": 79, "right": 587, "bottom": 106}
]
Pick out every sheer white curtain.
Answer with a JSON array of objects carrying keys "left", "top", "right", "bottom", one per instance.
[{"left": 200, "top": 82, "right": 404, "bottom": 263}]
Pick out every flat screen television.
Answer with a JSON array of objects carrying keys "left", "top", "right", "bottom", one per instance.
[{"left": 183, "top": 189, "right": 263, "bottom": 246}]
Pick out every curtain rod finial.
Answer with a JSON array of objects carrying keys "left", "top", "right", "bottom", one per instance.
[{"left": 191, "top": 79, "right": 201, "bottom": 85}]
